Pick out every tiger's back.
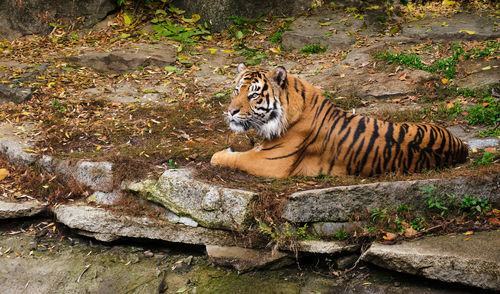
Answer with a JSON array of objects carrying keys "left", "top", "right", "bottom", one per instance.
[{"left": 211, "top": 64, "right": 468, "bottom": 178}]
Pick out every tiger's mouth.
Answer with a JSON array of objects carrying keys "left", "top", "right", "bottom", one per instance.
[{"left": 228, "top": 117, "right": 252, "bottom": 133}]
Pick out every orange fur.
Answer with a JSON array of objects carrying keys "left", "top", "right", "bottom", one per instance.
[{"left": 211, "top": 65, "right": 468, "bottom": 178}]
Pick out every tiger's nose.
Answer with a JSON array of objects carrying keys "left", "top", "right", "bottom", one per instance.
[{"left": 228, "top": 107, "right": 240, "bottom": 116}]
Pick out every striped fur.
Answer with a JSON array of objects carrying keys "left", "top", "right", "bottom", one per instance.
[{"left": 211, "top": 64, "right": 468, "bottom": 178}]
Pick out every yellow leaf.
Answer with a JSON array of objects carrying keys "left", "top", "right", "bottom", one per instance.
[
  {"left": 441, "top": 78, "right": 448, "bottom": 84},
  {"left": 463, "top": 237, "right": 470, "bottom": 241},
  {"left": 182, "top": 14, "right": 201, "bottom": 23},
  {"left": 123, "top": 12, "right": 133, "bottom": 26},
  {"left": 24, "top": 149, "right": 38, "bottom": 153},
  {"left": 96, "top": 145, "right": 102, "bottom": 150},
  {"left": 319, "top": 21, "right": 332, "bottom": 26},
  {"left": 222, "top": 50, "right": 234, "bottom": 53},
  {"left": 464, "top": 231, "right": 474, "bottom": 235},
  {"left": 459, "top": 30, "right": 475, "bottom": 35},
  {"left": 270, "top": 47, "right": 282, "bottom": 54},
  {"left": 207, "top": 48, "right": 217, "bottom": 54},
  {"left": 0, "top": 169, "right": 9, "bottom": 181},
  {"left": 87, "top": 195, "right": 97, "bottom": 203},
  {"left": 342, "top": 65, "right": 350, "bottom": 68}
]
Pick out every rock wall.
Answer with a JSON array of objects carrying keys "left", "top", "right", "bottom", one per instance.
[{"left": 0, "top": 0, "right": 117, "bottom": 40}]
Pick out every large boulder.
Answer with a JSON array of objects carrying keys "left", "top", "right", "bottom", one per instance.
[
  {"left": 0, "top": 0, "right": 117, "bottom": 40},
  {"left": 127, "top": 168, "right": 257, "bottom": 230},
  {"left": 173, "top": 0, "right": 310, "bottom": 32},
  {"left": 362, "top": 230, "right": 500, "bottom": 290}
]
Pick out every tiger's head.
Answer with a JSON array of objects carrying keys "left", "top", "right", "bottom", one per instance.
[{"left": 226, "top": 64, "right": 288, "bottom": 140}]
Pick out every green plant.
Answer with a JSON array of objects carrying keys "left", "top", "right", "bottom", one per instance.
[
  {"left": 472, "top": 151, "right": 495, "bottom": 166},
  {"left": 168, "top": 159, "right": 178, "bottom": 169},
  {"left": 237, "top": 45, "right": 268, "bottom": 65},
  {"left": 258, "top": 221, "right": 313, "bottom": 243},
  {"left": 460, "top": 196, "right": 490, "bottom": 214},
  {"left": 478, "top": 128, "right": 500, "bottom": 137},
  {"left": 269, "top": 17, "right": 294, "bottom": 43},
  {"left": 467, "top": 97, "right": 500, "bottom": 126},
  {"left": 397, "top": 204, "right": 409, "bottom": 214},
  {"left": 52, "top": 99, "right": 67, "bottom": 113},
  {"left": 409, "top": 217, "right": 425, "bottom": 231},
  {"left": 446, "top": 100, "right": 463, "bottom": 118},
  {"left": 151, "top": 7, "right": 210, "bottom": 43},
  {"left": 371, "top": 208, "right": 389, "bottom": 223},
  {"left": 421, "top": 186, "right": 449, "bottom": 216},
  {"left": 334, "top": 228, "right": 348, "bottom": 240},
  {"left": 300, "top": 43, "right": 327, "bottom": 54}
]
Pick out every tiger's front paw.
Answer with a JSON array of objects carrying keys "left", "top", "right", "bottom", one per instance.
[{"left": 210, "top": 148, "right": 232, "bottom": 167}]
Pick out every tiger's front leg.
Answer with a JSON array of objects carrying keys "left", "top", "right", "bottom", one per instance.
[{"left": 211, "top": 146, "right": 291, "bottom": 178}]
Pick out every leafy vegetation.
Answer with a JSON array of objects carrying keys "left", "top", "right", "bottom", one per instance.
[
  {"left": 269, "top": 17, "right": 295, "bottom": 43},
  {"left": 472, "top": 151, "right": 495, "bottom": 166},
  {"left": 151, "top": 6, "right": 209, "bottom": 43},
  {"left": 467, "top": 97, "right": 500, "bottom": 126},
  {"left": 300, "top": 43, "right": 327, "bottom": 54},
  {"left": 375, "top": 41, "right": 499, "bottom": 79}
]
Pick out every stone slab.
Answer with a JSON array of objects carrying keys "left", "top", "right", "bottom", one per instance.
[
  {"left": 291, "top": 240, "right": 359, "bottom": 254},
  {"left": 129, "top": 168, "right": 257, "bottom": 230},
  {"left": 63, "top": 44, "right": 177, "bottom": 74},
  {"left": 0, "top": 200, "right": 47, "bottom": 219},
  {"left": 402, "top": 13, "right": 500, "bottom": 42},
  {"left": 0, "top": 123, "right": 37, "bottom": 166},
  {"left": 206, "top": 245, "right": 293, "bottom": 272},
  {"left": 283, "top": 175, "right": 500, "bottom": 223},
  {"left": 53, "top": 204, "right": 240, "bottom": 246},
  {"left": 362, "top": 230, "right": 500, "bottom": 290}
]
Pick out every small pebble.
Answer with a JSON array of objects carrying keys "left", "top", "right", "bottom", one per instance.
[{"left": 144, "top": 250, "right": 154, "bottom": 257}]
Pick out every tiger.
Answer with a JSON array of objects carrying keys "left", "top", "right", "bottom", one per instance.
[{"left": 210, "top": 63, "right": 468, "bottom": 178}]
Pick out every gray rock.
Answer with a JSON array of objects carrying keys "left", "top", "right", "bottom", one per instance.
[
  {"left": 312, "top": 222, "right": 359, "bottom": 237},
  {"left": 0, "top": 123, "right": 37, "bottom": 166},
  {"left": 206, "top": 245, "right": 293, "bottom": 272},
  {"left": 0, "top": 0, "right": 117, "bottom": 40},
  {"left": 361, "top": 230, "right": 500, "bottom": 290},
  {"left": 290, "top": 240, "right": 359, "bottom": 254},
  {"left": 0, "top": 200, "right": 47, "bottom": 219},
  {"left": 63, "top": 44, "right": 177, "bottom": 74},
  {"left": 467, "top": 138, "right": 499, "bottom": 150},
  {"left": 40, "top": 157, "right": 114, "bottom": 192},
  {"left": 173, "top": 0, "right": 309, "bottom": 32},
  {"left": 131, "top": 168, "right": 257, "bottom": 230},
  {"left": 283, "top": 175, "right": 500, "bottom": 223},
  {"left": 75, "top": 161, "right": 114, "bottom": 192},
  {"left": 53, "top": 204, "right": 240, "bottom": 246},
  {"left": 334, "top": 254, "right": 359, "bottom": 270},
  {"left": 402, "top": 13, "right": 500, "bottom": 42},
  {"left": 282, "top": 8, "right": 386, "bottom": 52},
  {"left": 87, "top": 190, "right": 121, "bottom": 205},
  {"left": 0, "top": 84, "right": 33, "bottom": 104}
]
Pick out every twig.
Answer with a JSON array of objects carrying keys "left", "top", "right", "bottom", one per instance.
[{"left": 77, "top": 264, "right": 91, "bottom": 283}]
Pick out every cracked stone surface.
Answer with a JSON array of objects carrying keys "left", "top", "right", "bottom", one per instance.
[
  {"left": 283, "top": 175, "right": 500, "bottom": 223},
  {"left": 0, "top": 200, "right": 47, "bottom": 219},
  {"left": 128, "top": 168, "right": 257, "bottom": 230},
  {"left": 362, "top": 230, "right": 500, "bottom": 290}
]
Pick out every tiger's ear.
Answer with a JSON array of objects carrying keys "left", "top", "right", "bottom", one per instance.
[
  {"left": 237, "top": 63, "right": 247, "bottom": 73},
  {"left": 271, "top": 66, "right": 287, "bottom": 88}
]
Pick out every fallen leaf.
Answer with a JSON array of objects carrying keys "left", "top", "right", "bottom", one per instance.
[
  {"left": 459, "top": 30, "right": 475, "bottom": 35},
  {"left": 487, "top": 217, "right": 500, "bottom": 226},
  {"left": 383, "top": 232, "right": 397, "bottom": 240},
  {"left": 463, "top": 237, "right": 470, "bottom": 241},
  {"left": 482, "top": 66, "right": 491, "bottom": 71},
  {"left": 404, "top": 227, "right": 418, "bottom": 238},
  {"left": 464, "top": 231, "right": 474, "bottom": 235},
  {"left": 441, "top": 78, "right": 448, "bottom": 84},
  {"left": 398, "top": 72, "right": 408, "bottom": 80},
  {"left": 207, "top": 48, "right": 217, "bottom": 54},
  {"left": 319, "top": 21, "right": 332, "bottom": 26},
  {"left": 0, "top": 168, "right": 9, "bottom": 181}
]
